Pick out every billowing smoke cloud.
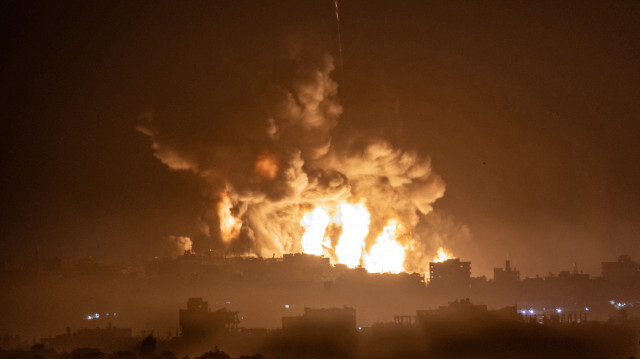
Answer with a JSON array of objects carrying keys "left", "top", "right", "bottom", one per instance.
[
  {"left": 137, "top": 38, "right": 455, "bottom": 273},
  {"left": 412, "top": 210, "right": 471, "bottom": 273}
]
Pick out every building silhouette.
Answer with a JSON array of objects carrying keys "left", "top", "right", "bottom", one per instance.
[
  {"left": 428, "top": 258, "right": 471, "bottom": 287},
  {"left": 493, "top": 260, "right": 520, "bottom": 284},
  {"left": 282, "top": 306, "right": 356, "bottom": 333},
  {"left": 41, "top": 324, "right": 134, "bottom": 353},
  {"left": 179, "top": 298, "right": 239, "bottom": 342},
  {"left": 602, "top": 255, "right": 640, "bottom": 284}
]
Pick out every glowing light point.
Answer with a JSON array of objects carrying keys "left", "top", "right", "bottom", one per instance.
[
  {"left": 284, "top": 304, "right": 290, "bottom": 309},
  {"left": 87, "top": 315, "right": 93, "bottom": 320},
  {"left": 585, "top": 308, "right": 589, "bottom": 311},
  {"left": 528, "top": 309, "right": 535, "bottom": 314},
  {"left": 555, "top": 308, "right": 562, "bottom": 313},
  {"left": 95, "top": 313, "right": 100, "bottom": 318}
]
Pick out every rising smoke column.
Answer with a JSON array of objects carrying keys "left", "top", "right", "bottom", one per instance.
[{"left": 137, "top": 40, "right": 451, "bottom": 273}]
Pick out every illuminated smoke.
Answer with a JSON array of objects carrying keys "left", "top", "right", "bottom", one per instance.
[
  {"left": 138, "top": 41, "right": 458, "bottom": 274},
  {"left": 164, "top": 235, "right": 193, "bottom": 256},
  {"left": 254, "top": 151, "right": 279, "bottom": 180}
]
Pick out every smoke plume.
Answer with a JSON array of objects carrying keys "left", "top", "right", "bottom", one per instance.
[{"left": 137, "top": 38, "right": 453, "bottom": 273}]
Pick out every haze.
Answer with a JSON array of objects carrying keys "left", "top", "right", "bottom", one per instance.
[{"left": 2, "top": 0, "right": 639, "bottom": 277}]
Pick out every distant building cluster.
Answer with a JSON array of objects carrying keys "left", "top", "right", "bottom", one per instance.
[
  {"left": 180, "top": 298, "right": 239, "bottom": 342},
  {"left": 10, "top": 296, "right": 637, "bottom": 359},
  {"left": 1, "top": 252, "right": 640, "bottom": 358}
]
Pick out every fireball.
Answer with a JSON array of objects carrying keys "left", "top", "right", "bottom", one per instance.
[
  {"left": 299, "top": 200, "right": 426, "bottom": 273},
  {"left": 363, "top": 219, "right": 406, "bottom": 273},
  {"left": 218, "top": 192, "right": 242, "bottom": 242},
  {"left": 300, "top": 207, "right": 331, "bottom": 256}
]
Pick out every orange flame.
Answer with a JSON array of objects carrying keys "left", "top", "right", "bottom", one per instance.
[
  {"left": 363, "top": 219, "right": 406, "bottom": 273},
  {"left": 298, "top": 199, "right": 454, "bottom": 273},
  {"left": 300, "top": 201, "right": 413, "bottom": 272},
  {"left": 254, "top": 151, "right": 279, "bottom": 180},
  {"left": 433, "top": 247, "right": 453, "bottom": 263},
  {"left": 218, "top": 192, "right": 242, "bottom": 242},
  {"left": 333, "top": 202, "right": 371, "bottom": 268},
  {"left": 300, "top": 207, "right": 331, "bottom": 256}
]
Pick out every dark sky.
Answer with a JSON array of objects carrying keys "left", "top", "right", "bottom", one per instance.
[{"left": 1, "top": 0, "right": 639, "bottom": 276}]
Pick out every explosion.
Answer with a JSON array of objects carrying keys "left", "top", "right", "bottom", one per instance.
[
  {"left": 333, "top": 202, "right": 371, "bottom": 268},
  {"left": 433, "top": 247, "right": 453, "bottom": 263},
  {"left": 138, "top": 43, "right": 460, "bottom": 274},
  {"left": 299, "top": 206, "right": 330, "bottom": 256},
  {"left": 363, "top": 219, "right": 406, "bottom": 274},
  {"left": 218, "top": 192, "right": 242, "bottom": 242}
]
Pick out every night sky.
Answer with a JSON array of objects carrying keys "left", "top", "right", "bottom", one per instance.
[{"left": 2, "top": 0, "right": 639, "bottom": 276}]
